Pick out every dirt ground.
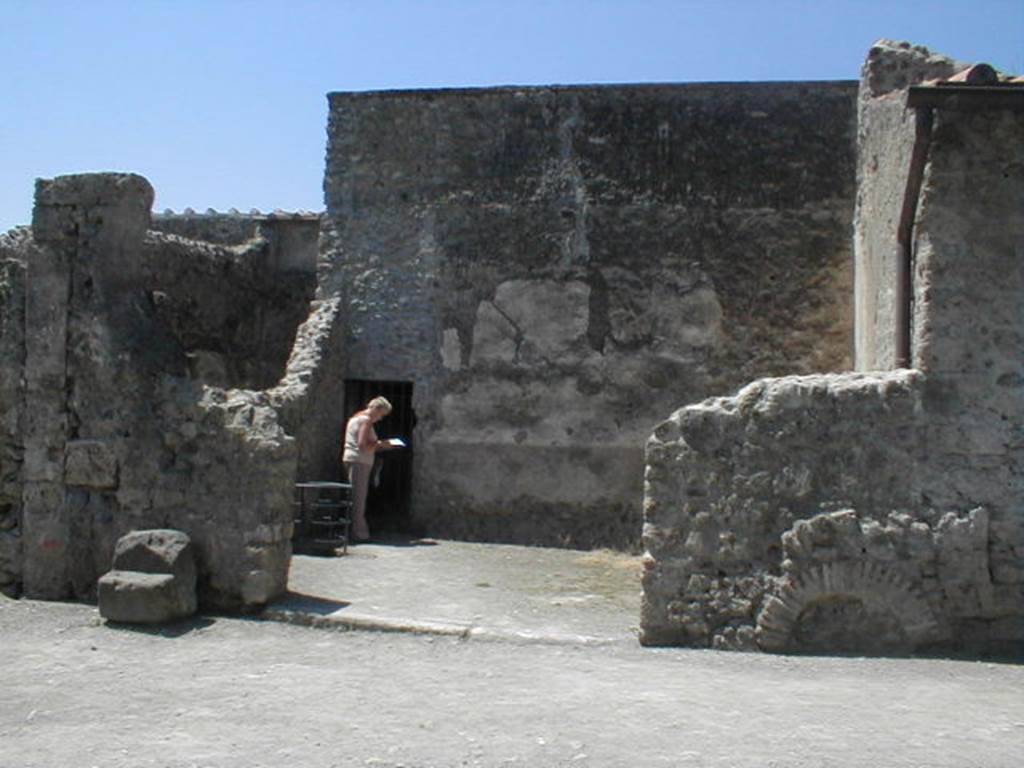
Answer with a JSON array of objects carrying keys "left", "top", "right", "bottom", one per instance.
[{"left": 2, "top": 596, "right": 1022, "bottom": 768}]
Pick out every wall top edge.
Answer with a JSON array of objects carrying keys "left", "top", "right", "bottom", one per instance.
[
  {"left": 327, "top": 79, "right": 859, "bottom": 102},
  {"left": 153, "top": 209, "right": 322, "bottom": 220}
]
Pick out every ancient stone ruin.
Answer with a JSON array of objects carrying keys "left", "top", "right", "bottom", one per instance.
[
  {"left": 642, "top": 41, "right": 1023, "bottom": 656},
  {"left": 319, "top": 77, "right": 856, "bottom": 548},
  {"left": 0, "top": 182, "right": 321, "bottom": 609},
  {"left": 0, "top": 40, "right": 1020, "bottom": 655}
]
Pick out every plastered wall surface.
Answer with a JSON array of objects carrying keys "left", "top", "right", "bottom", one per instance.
[
  {"left": 853, "top": 42, "right": 967, "bottom": 370},
  {"left": 322, "top": 81, "right": 856, "bottom": 548},
  {"left": 642, "top": 41, "right": 1024, "bottom": 655}
]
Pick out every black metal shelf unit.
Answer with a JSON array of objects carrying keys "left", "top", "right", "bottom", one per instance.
[{"left": 293, "top": 481, "right": 353, "bottom": 554}]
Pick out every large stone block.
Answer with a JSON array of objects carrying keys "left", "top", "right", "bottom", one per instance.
[
  {"left": 112, "top": 529, "right": 197, "bottom": 587},
  {"left": 98, "top": 529, "right": 198, "bottom": 624},
  {"left": 98, "top": 570, "right": 196, "bottom": 624}
]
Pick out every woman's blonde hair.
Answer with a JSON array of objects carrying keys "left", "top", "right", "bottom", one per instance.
[{"left": 367, "top": 396, "right": 392, "bottom": 413}]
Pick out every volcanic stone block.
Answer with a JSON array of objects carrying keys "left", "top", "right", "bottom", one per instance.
[
  {"left": 98, "top": 570, "right": 196, "bottom": 624},
  {"left": 111, "top": 529, "right": 197, "bottom": 586}
]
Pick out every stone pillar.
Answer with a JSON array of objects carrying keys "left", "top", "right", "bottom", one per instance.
[{"left": 21, "top": 174, "right": 153, "bottom": 598}]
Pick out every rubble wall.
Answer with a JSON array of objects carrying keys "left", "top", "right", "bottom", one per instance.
[
  {"left": 322, "top": 81, "right": 857, "bottom": 548},
  {"left": 642, "top": 371, "right": 940, "bottom": 652},
  {"left": 270, "top": 296, "right": 347, "bottom": 482},
  {"left": 16, "top": 174, "right": 297, "bottom": 609},
  {"left": 0, "top": 229, "right": 29, "bottom": 594},
  {"left": 642, "top": 42, "right": 1023, "bottom": 655},
  {"left": 146, "top": 212, "right": 318, "bottom": 390},
  {"left": 151, "top": 211, "right": 261, "bottom": 245},
  {"left": 151, "top": 211, "right": 320, "bottom": 272},
  {"left": 142, "top": 231, "right": 314, "bottom": 390}
]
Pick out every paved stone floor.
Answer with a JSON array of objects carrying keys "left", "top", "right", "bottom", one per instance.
[
  {"left": 2, "top": 540, "right": 1023, "bottom": 767},
  {"left": 274, "top": 538, "right": 643, "bottom": 643}
]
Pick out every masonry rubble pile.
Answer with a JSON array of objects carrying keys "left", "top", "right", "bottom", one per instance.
[{"left": 0, "top": 40, "right": 1020, "bottom": 656}]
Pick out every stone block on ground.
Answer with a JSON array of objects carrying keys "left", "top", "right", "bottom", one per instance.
[
  {"left": 98, "top": 529, "right": 199, "bottom": 624},
  {"left": 97, "top": 570, "right": 197, "bottom": 624},
  {"left": 112, "top": 529, "right": 197, "bottom": 587}
]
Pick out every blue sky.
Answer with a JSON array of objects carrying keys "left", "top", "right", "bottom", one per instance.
[{"left": 1, "top": 0, "right": 1021, "bottom": 231}]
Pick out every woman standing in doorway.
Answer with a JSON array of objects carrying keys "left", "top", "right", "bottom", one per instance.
[{"left": 341, "top": 396, "right": 394, "bottom": 542}]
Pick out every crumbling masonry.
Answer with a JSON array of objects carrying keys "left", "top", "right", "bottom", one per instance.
[
  {"left": 0, "top": 183, "right": 323, "bottom": 608},
  {"left": 0, "top": 40, "right": 1020, "bottom": 655},
  {"left": 642, "top": 42, "right": 1024, "bottom": 656}
]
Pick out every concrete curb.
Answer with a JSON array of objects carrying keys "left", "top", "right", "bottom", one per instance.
[
  {"left": 260, "top": 604, "right": 623, "bottom": 647},
  {"left": 261, "top": 606, "right": 472, "bottom": 637}
]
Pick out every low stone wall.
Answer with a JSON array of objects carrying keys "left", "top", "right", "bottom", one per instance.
[
  {"left": 642, "top": 370, "right": 1018, "bottom": 655},
  {"left": 643, "top": 372, "right": 919, "bottom": 649},
  {"left": 152, "top": 210, "right": 261, "bottom": 244}
]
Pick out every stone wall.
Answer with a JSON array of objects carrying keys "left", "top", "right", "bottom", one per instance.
[
  {"left": 6, "top": 174, "right": 299, "bottom": 609},
  {"left": 146, "top": 211, "right": 319, "bottom": 390},
  {"left": 642, "top": 42, "right": 1023, "bottom": 656},
  {"left": 643, "top": 371, "right": 934, "bottom": 652},
  {"left": 151, "top": 210, "right": 320, "bottom": 273},
  {"left": 142, "top": 231, "right": 314, "bottom": 390},
  {"left": 907, "top": 77, "right": 1024, "bottom": 650},
  {"left": 321, "top": 81, "right": 857, "bottom": 548},
  {"left": 152, "top": 210, "right": 261, "bottom": 245},
  {"left": 853, "top": 41, "right": 967, "bottom": 369},
  {"left": 270, "top": 296, "right": 347, "bottom": 483},
  {"left": 0, "top": 228, "right": 29, "bottom": 595}
]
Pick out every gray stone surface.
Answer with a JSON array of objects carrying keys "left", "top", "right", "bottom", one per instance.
[
  {"left": 64, "top": 439, "right": 118, "bottom": 489},
  {"left": 97, "top": 570, "right": 196, "bottom": 624},
  {"left": 111, "top": 529, "right": 197, "bottom": 585},
  {"left": 4, "top": 174, "right": 299, "bottom": 610},
  {"left": 320, "top": 81, "right": 856, "bottom": 548},
  {"left": 273, "top": 538, "right": 642, "bottom": 644},
  {"left": 0, "top": 229, "right": 28, "bottom": 595},
  {"left": 2, "top": 587, "right": 1023, "bottom": 768},
  {"left": 853, "top": 39, "right": 965, "bottom": 370},
  {"left": 142, "top": 229, "right": 314, "bottom": 390}
]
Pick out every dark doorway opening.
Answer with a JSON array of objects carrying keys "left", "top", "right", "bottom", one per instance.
[{"left": 343, "top": 379, "right": 416, "bottom": 533}]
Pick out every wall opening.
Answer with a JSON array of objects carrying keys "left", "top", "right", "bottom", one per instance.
[{"left": 343, "top": 379, "right": 416, "bottom": 533}]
